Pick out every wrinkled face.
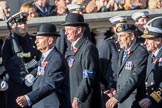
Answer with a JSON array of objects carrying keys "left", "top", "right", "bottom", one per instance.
[
  {"left": 35, "top": 36, "right": 51, "bottom": 53},
  {"left": 12, "top": 22, "right": 28, "bottom": 36},
  {"left": 28, "top": 8, "right": 38, "bottom": 19},
  {"left": 144, "top": 38, "right": 162, "bottom": 53},
  {"left": 65, "top": 26, "right": 81, "bottom": 43},
  {"left": 136, "top": 17, "right": 149, "bottom": 30},
  {"left": 117, "top": 32, "right": 134, "bottom": 49}
]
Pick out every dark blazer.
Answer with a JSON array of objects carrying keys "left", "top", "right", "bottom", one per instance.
[
  {"left": 2, "top": 33, "right": 41, "bottom": 108},
  {"left": 98, "top": 36, "right": 119, "bottom": 90},
  {"left": 144, "top": 49, "right": 162, "bottom": 108},
  {"left": 27, "top": 47, "right": 71, "bottom": 108},
  {"left": 114, "top": 41, "right": 148, "bottom": 108},
  {"left": 65, "top": 36, "right": 101, "bottom": 108}
]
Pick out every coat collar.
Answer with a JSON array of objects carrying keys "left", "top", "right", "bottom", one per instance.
[
  {"left": 118, "top": 41, "right": 140, "bottom": 73},
  {"left": 65, "top": 36, "right": 86, "bottom": 58}
]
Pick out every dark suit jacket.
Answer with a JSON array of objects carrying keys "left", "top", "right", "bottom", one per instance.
[
  {"left": 98, "top": 36, "right": 119, "bottom": 90},
  {"left": 27, "top": 47, "right": 71, "bottom": 108},
  {"left": 115, "top": 41, "right": 148, "bottom": 108},
  {"left": 65, "top": 36, "right": 101, "bottom": 108},
  {"left": 144, "top": 49, "right": 162, "bottom": 108}
]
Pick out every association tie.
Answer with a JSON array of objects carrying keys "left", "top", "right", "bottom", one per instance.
[{"left": 122, "top": 51, "right": 128, "bottom": 62}]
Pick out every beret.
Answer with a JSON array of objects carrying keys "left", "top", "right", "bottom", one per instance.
[{"left": 116, "top": 24, "right": 136, "bottom": 33}]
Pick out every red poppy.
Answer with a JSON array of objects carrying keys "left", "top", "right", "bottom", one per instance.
[
  {"left": 42, "top": 61, "right": 48, "bottom": 67},
  {"left": 128, "top": 50, "right": 133, "bottom": 55},
  {"left": 153, "top": 58, "right": 158, "bottom": 64},
  {"left": 73, "top": 47, "right": 78, "bottom": 53}
]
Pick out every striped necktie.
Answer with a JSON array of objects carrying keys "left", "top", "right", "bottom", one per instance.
[{"left": 122, "top": 51, "right": 128, "bottom": 62}]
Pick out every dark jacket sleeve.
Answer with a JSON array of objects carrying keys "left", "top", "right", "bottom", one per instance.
[{"left": 75, "top": 44, "right": 99, "bottom": 102}]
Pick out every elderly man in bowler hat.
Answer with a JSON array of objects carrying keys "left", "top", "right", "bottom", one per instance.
[
  {"left": 55, "top": 3, "right": 94, "bottom": 55},
  {"left": 139, "top": 16, "right": 162, "bottom": 108},
  {"left": 16, "top": 23, "right": 71, "bottom": 108},
  {"left": 106, "top": 24, "right": 148, "bottom": 108},
  {"left": 63, "top": 13, "right": 101, "bottom": 108}
]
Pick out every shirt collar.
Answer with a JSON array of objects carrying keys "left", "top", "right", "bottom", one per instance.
[
  {"left": 125, "top": 39, "right": 136, "bottom": 52},
  {"left": 152, "top": 47, "right": 162, "bottom": 57},
  {"left": 71, "top": 34, "right": 83, "bottom": 48},
  {"left": 42, "top": 47, "right": 54, "bottom": 61}
]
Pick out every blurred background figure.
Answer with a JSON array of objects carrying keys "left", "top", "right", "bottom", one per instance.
[
  {"left": 131, "top": 11, "right": 149, "bottom": 43},
  {"left": 32, "top": 0, "right": 56, "bottom": 17},
  {"left": 0, "top": 0, "right": 10, "bottom": 21},
  {"left": 123, "top": 0, "right": 148, "bottom": 10},
  {"left": 54, "top": 0, "right": 69, "bottom": 16},
  {"left": 86, "top": 0, "right": 98, "bottom": 13},
  {"left": 20, "top": 2, "right": 38, "bottom": 19},
  {"left": 148, "top": 0, "right": 162, "bottom": 9}
]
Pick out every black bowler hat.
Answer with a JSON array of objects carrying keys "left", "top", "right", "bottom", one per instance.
[
  {"left": 62, "top": 13, "right": 88, "bottom": 26},
  {"left": 32, "top": 23, "right": 60, "bottom": 37},
  {"left": 116, "top": 24, "right": 136, "bottom": 33},
  {"left": 142, "top": 16, "right": 162, "bottom": 39}
]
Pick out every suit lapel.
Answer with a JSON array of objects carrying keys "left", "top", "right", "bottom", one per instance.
[
  {"left": 118, "top": 42, "right": 139, "bottom": 74},
  {"left": 146, "top": 49, "right": 162, "bottom": 79},
  {"left": 65, "top": 36, "right": 86, "bottom": 58}
]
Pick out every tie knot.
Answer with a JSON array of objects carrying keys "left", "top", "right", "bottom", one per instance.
[{"left": 40, "top": 56, "right": 44, "bottom": 62}]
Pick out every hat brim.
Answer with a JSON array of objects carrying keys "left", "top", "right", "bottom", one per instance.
[
  {"left": 141, "top": 34, "right": 155, "bottom": 39},
  {"left": 32, "top": 32, "right": 60, "bottom": 37},
  {"left": 62, "top": 22, "right": 88, "bottom": 26}
]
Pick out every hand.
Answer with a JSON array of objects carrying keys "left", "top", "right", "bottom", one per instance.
[
  {"left": 139, "top": 98, "right": 151, "bottom": 108},
  {"left": 106, "top": 97, "right": 118, "bottom": 108},
  {"left": 105, "top": 88, "right": 117, "bottom": 98},
  {"left": 72, "top": 99, "right": 80, "bottom": 108},
  {"left": 16, "top": 96, "right": 28, "bottom": 107}
]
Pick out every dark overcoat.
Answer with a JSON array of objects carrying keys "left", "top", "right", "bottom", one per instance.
[
  {"left": 27, "top": 47, "right": 71, "bottom": 108},
  {"left": 144, "top": 49, "right": 162, "bottom": 108},
  {"left": 65, "top": 36, "right": 101, "bottom": 108},
  {"left": 114, "top": 41, "right": 148, "bottom": 108}
]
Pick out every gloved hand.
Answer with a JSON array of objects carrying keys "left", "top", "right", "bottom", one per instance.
[
  {"left": 0, "top": 80, "right": 8, "bottom": 91},
  {"left": 25, "top": 74, "right": 35, "bottom": 87}
]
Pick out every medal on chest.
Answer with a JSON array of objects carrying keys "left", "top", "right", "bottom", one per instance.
[
  {"left": 37, "top": 61, "right": 48, "bottom": 76},
  {"left": 68, "top": 58, "right": 75, "bottom": 68}
]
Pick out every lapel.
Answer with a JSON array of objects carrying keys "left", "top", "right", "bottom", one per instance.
[
  {"left": 118, "top": 41, "right": 139, "bottom": 74},
  {"left": 146, "top": 49, "right": 162, "bottom": 79},
  {"left": 65, "top": 36, "right": 86, "bottom": 58}
]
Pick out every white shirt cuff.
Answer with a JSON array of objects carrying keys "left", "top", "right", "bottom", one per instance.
[{"left": 25, "top": 95, "right": 32, "bottom": 106}]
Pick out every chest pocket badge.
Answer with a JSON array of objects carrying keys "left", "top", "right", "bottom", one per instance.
[
  {"left": 125, "top": 61, "right": 133, "bottom": 70},
  {"left": 68, "top": 58, "right": 75, "bottom": 68}
]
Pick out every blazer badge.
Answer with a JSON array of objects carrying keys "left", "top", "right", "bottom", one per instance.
[
  {"left": 125, "top": 61, "right": 133, "bottom": 70},
  {"left": 68, "top": 58, "right": 75, "bottom": 68}
]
